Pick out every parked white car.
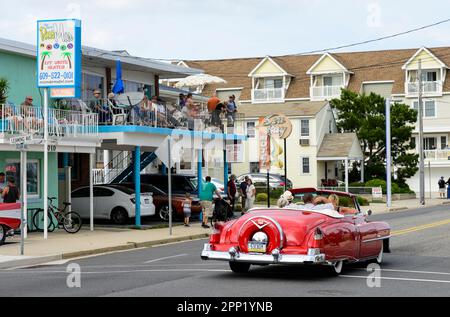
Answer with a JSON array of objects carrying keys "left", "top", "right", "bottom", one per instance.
[{"left": 71, "top": 184, "right": 155, "bottom": 225}]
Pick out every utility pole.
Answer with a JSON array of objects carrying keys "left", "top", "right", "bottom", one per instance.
[
  {"left": 386, "top": 99, "right": 392, "bottom": 208},
  {"left": 418, "top": 59, "right": 425, "bottom": 205}
]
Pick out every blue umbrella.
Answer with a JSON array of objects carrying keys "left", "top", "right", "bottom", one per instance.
[{"left": 112, "top": 59, "right": 124, "bottom": 94}]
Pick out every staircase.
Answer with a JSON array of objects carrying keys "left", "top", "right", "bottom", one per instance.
[{"left": 94, "top": 151, "right": 158, "bottom": 185}]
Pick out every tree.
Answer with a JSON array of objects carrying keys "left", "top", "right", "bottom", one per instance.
[
  {"left": 331, "top": 89, "right": 419, "bottom": 184},
  {"left": 40, "top": 51, "right": 51, "bottom": 70},
  {"left": 0, "top": 78, "right": 9, "bottom": 104}
]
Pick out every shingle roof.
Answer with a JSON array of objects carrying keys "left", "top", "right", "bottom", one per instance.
[
  {"left": 317, "top": 133, "right": 361, "bottom": 158},
  {"left": 184, "top": 46, "right": 450, "bottom": 99},
  {"left": 238, "top": 101, "right": 328, "bottom": 118}
]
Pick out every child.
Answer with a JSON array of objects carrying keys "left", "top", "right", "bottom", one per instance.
[{"left": 182, "top": 193, "right": 192, "bottom": 227}]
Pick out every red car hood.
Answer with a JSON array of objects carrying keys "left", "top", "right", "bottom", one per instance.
[{"left": 227, "top": 209, "right": 332, "bottom": 247}]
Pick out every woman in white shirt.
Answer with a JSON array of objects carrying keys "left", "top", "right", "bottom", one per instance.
[{"left": 245, "top": 179, "right": 256, "bottom": 211}]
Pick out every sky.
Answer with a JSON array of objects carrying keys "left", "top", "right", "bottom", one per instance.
[{"left": 1, "top": 0, "right": 450, "bottom": 61}]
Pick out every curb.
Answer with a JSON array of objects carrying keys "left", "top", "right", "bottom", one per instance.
[
  {"left": 0, "top": 233, "right": 210, "bottom": 269},
  {"left": 0, "top": 254, "right": 62, "bottom": 270},
  {"left": 61, "top": 233, "right": 210, "bottom": 260}
]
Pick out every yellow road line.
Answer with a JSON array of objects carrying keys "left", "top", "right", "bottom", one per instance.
[{"left": 391, "top": 219, "right": 450, "bottom": 237}]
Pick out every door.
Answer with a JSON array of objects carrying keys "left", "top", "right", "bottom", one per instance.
[
  {"left": 354, "top": 216, "right": 381, "bottom": 259},
  {"left": 94, "top": 187, "right": 115, "bottom": 219}
]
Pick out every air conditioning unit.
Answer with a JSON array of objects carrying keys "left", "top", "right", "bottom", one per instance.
[{"left": 299, "top": 139, "right": 310, "bottom": 146}]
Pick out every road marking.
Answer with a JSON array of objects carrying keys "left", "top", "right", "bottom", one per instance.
[
  {"left": 0, "top": 268, "right": 230, "bottom": 275},
  {"left": 145, "top": 254, "right": 188, "bottom": 264},
  {"left": 341, "top": 274, "right": 450, "bottom": 284},
  {"left": 355, "top": 268, "right": 450, "bottom": 276},
  {"left": 391, "top": 219, "right": 450, "bottom": 237}
]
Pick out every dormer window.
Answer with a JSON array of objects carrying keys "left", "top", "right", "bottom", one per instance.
[
  {"left": 307, "top": 53, "right": 352, "bottom": 101},
  {"left": 248, "top": 56, "right": 293, "bottom": 103},
  {"left": 402, "top": 47, "right": 448, "bottom": 97}
]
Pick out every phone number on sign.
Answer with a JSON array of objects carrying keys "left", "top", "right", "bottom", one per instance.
[{"left": 39, "top": 72, "right": 74, "bottom": 81}]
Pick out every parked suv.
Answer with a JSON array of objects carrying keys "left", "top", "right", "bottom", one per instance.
[{"left": 236, "top": 173, "right": 293, "bottom": 191}]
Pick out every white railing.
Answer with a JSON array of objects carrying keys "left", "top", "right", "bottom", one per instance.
[
  {"left": 251, "top": 88, "right": 284, "bottom": 102},
  {"left": 424, "top": 150, "right": 450, "bottom": 161},
  {"left": 1, "top": 104, "right": 98, "bottom": 137},
  {"left": 310, "top": 85, "right": 343, "bottom": 100},
  {"left": 406, "top": 81, "right": 442, "bottom": 95}
]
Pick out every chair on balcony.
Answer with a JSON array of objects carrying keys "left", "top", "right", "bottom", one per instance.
[{"left": 107, "top": 99, "right": 127, "bottom": 126}]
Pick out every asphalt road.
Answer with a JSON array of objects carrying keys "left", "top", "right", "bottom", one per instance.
[{"left": 1, "top": 205, "right": 450, "bottom": 297}]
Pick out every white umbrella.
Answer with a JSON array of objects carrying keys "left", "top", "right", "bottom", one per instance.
[{"left": 175, "top": 74, "right": 227, "bottom": 89}]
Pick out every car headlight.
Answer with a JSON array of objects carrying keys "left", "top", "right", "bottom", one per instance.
[{"left": 252, "top": 231, "right": 268, "bottom": 243}]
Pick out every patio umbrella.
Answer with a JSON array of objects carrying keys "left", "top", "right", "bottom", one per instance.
[
  {"left": 174, "top": 74, "right": 227, "bottom": 89},
  {"left": 112, "top": 59, "right": 124, "bottom": 94}
]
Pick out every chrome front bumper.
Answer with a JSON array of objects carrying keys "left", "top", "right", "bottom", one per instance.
[{"left": 201, "top": 244, "right": 326, "bottom": 265}]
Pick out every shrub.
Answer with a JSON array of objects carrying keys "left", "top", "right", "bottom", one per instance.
[
  {"left": 357, "top": 196, "right": 370, "bottom": 206},
  {"left": 365, "top": 179, "right": 387, "bottom": 194},
  {"left": 256, "top": 193, "right": 268, "bottom": 202}
]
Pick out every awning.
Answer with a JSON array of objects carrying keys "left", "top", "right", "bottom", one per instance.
[{"left": 317, "top": 133, "right": 363, "bottom": 161}]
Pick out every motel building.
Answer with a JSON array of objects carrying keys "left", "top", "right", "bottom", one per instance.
[{"left": 0, "top": 36, "right": 246, "bottom": 233}]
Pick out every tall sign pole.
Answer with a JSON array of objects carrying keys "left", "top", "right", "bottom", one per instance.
[
  {"left": 418, "top": 59, "right": 425, "bottom": 205},
  {"left": 386, "top": 99, "right": 392, "bottom": 208},
  {"left": 37, "top": 19, "right": 82, "bottom": 238}
]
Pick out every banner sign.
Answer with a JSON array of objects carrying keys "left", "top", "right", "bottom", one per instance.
[
  {"left": 37, "top": 19, "right": 81, "bottom": 97},
  {"left": 259, "top": 117, "right": 271, "bottom": 171}
]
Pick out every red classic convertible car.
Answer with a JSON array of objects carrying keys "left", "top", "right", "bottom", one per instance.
[
  {"left": 0, "top": 203, "right": 21, "bottom": 245},
  {"left": 201, "top": 188, "right": 391, "bottom": 275}
]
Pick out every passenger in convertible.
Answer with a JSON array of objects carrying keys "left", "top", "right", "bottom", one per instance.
[{"left": 314, "top": 194, "right": 357, "bottom": 215}]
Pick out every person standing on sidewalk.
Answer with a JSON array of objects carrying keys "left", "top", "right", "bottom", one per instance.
[
  {"left": 239, "top": 176, "right": 249, "bottom": 214},
  {"left": 438, "top": 176, "right": 447, "bottom": 199},
  {"left": 2, "top": 177, "right": 20, "bottom": 203},
  {"left": 182, "top": 193, "right": 192, "bottom": 227},
  {"left": 227, "top": 175, "right": 237, "bottom": 212},
  {"left": 200, "top": 176, "right": 222, "bottom": 229},
  {"left": 245, "top": 178, "right": 256, "bottom": 211}
]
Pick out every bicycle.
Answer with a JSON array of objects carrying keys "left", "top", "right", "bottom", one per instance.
[{"left": 32, "top": 197, "right": 83, "bottom": 234}]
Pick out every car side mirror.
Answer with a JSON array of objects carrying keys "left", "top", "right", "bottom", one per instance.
[{"left": 365, "top": 210, "right": 373, "bottom": 217}]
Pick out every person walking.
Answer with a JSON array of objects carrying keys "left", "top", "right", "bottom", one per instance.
[
  {"left": 239, "top": 176, "right": 249, "bottom": 214},
  {"left": 245, "top": 178, "right": 256, "bottom": 211},
  {"left": 182, "top": 192, "right": 192, "bottom": 227},
  {"left": 439, "top": 176, "right": 447, "bottom": 199},
  {"left": 227, "top": 175, "right": 237, "bottom": 212},
  {"left": 199, "top": 176, "right": 222, "bottom": 228},
  {"left": 2, "top": 177, "right": 20, "bottom": 203}
]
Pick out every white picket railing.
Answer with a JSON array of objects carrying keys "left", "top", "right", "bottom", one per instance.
[
  {"left": 406, "top": 81, "right": 442, "bottom": 95},
  {"left": 424, "top": 149, "right": 450, "bottom": 161},
  {"left": 1, "top": 104, "right": 98, "bottom": 137},
  {"left": 310, "top": 85, "right": 343, "bottom": 100},
  {"left": 252, "top": 88, "right": 284, "bottom": 102}
]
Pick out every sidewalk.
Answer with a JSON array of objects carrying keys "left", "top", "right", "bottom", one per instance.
[
  {"left": 363, "top": 198, "right": 450, "bottom": 214},
  {"left": 0, "top": 223, "right": 210, "bottom": 269}
]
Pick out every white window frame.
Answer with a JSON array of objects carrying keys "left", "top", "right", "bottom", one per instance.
[
  {"left": 412, "top": 100, "right": 437, "bottom": 118},
  {"left": 301, "top": 157, "right": 311, "bottom": 175},
  {"left": 246, "top": 122, "right": 256, "bottom": 138},
  {"left": 300, "top": 119, "right": 310, "bottom": 138},
  {"left": 5, "top": 159, "right": 40, "bottom": 199}
]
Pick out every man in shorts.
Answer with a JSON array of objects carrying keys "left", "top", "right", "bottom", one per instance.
[{"left": 199, "top": 176, "right": 222, "bottom": 229}]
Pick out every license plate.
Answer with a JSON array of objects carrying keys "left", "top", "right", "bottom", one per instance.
[{"left": 248, "top": 242, "right": 267, "bottom": 254}]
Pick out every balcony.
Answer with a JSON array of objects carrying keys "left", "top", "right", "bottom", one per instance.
[
  {"left": 251, "top": 88, "right": 284, "bottom": 103},
  {"left": 406, "top": 81, "right": 442, "bottom": 96},
  {"left": 424, "top": 150, "right": 450, "bottom": 161},
  {"left": 310, "top": 85, "right": 344, "bottom": 101},
  {"left": 1, "top": 104, "right": 98, "bottom": 138}
]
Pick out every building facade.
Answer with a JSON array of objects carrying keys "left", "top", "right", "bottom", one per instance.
[{"left": 177, "top": 46, "right": 450, "bottom": 194}]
